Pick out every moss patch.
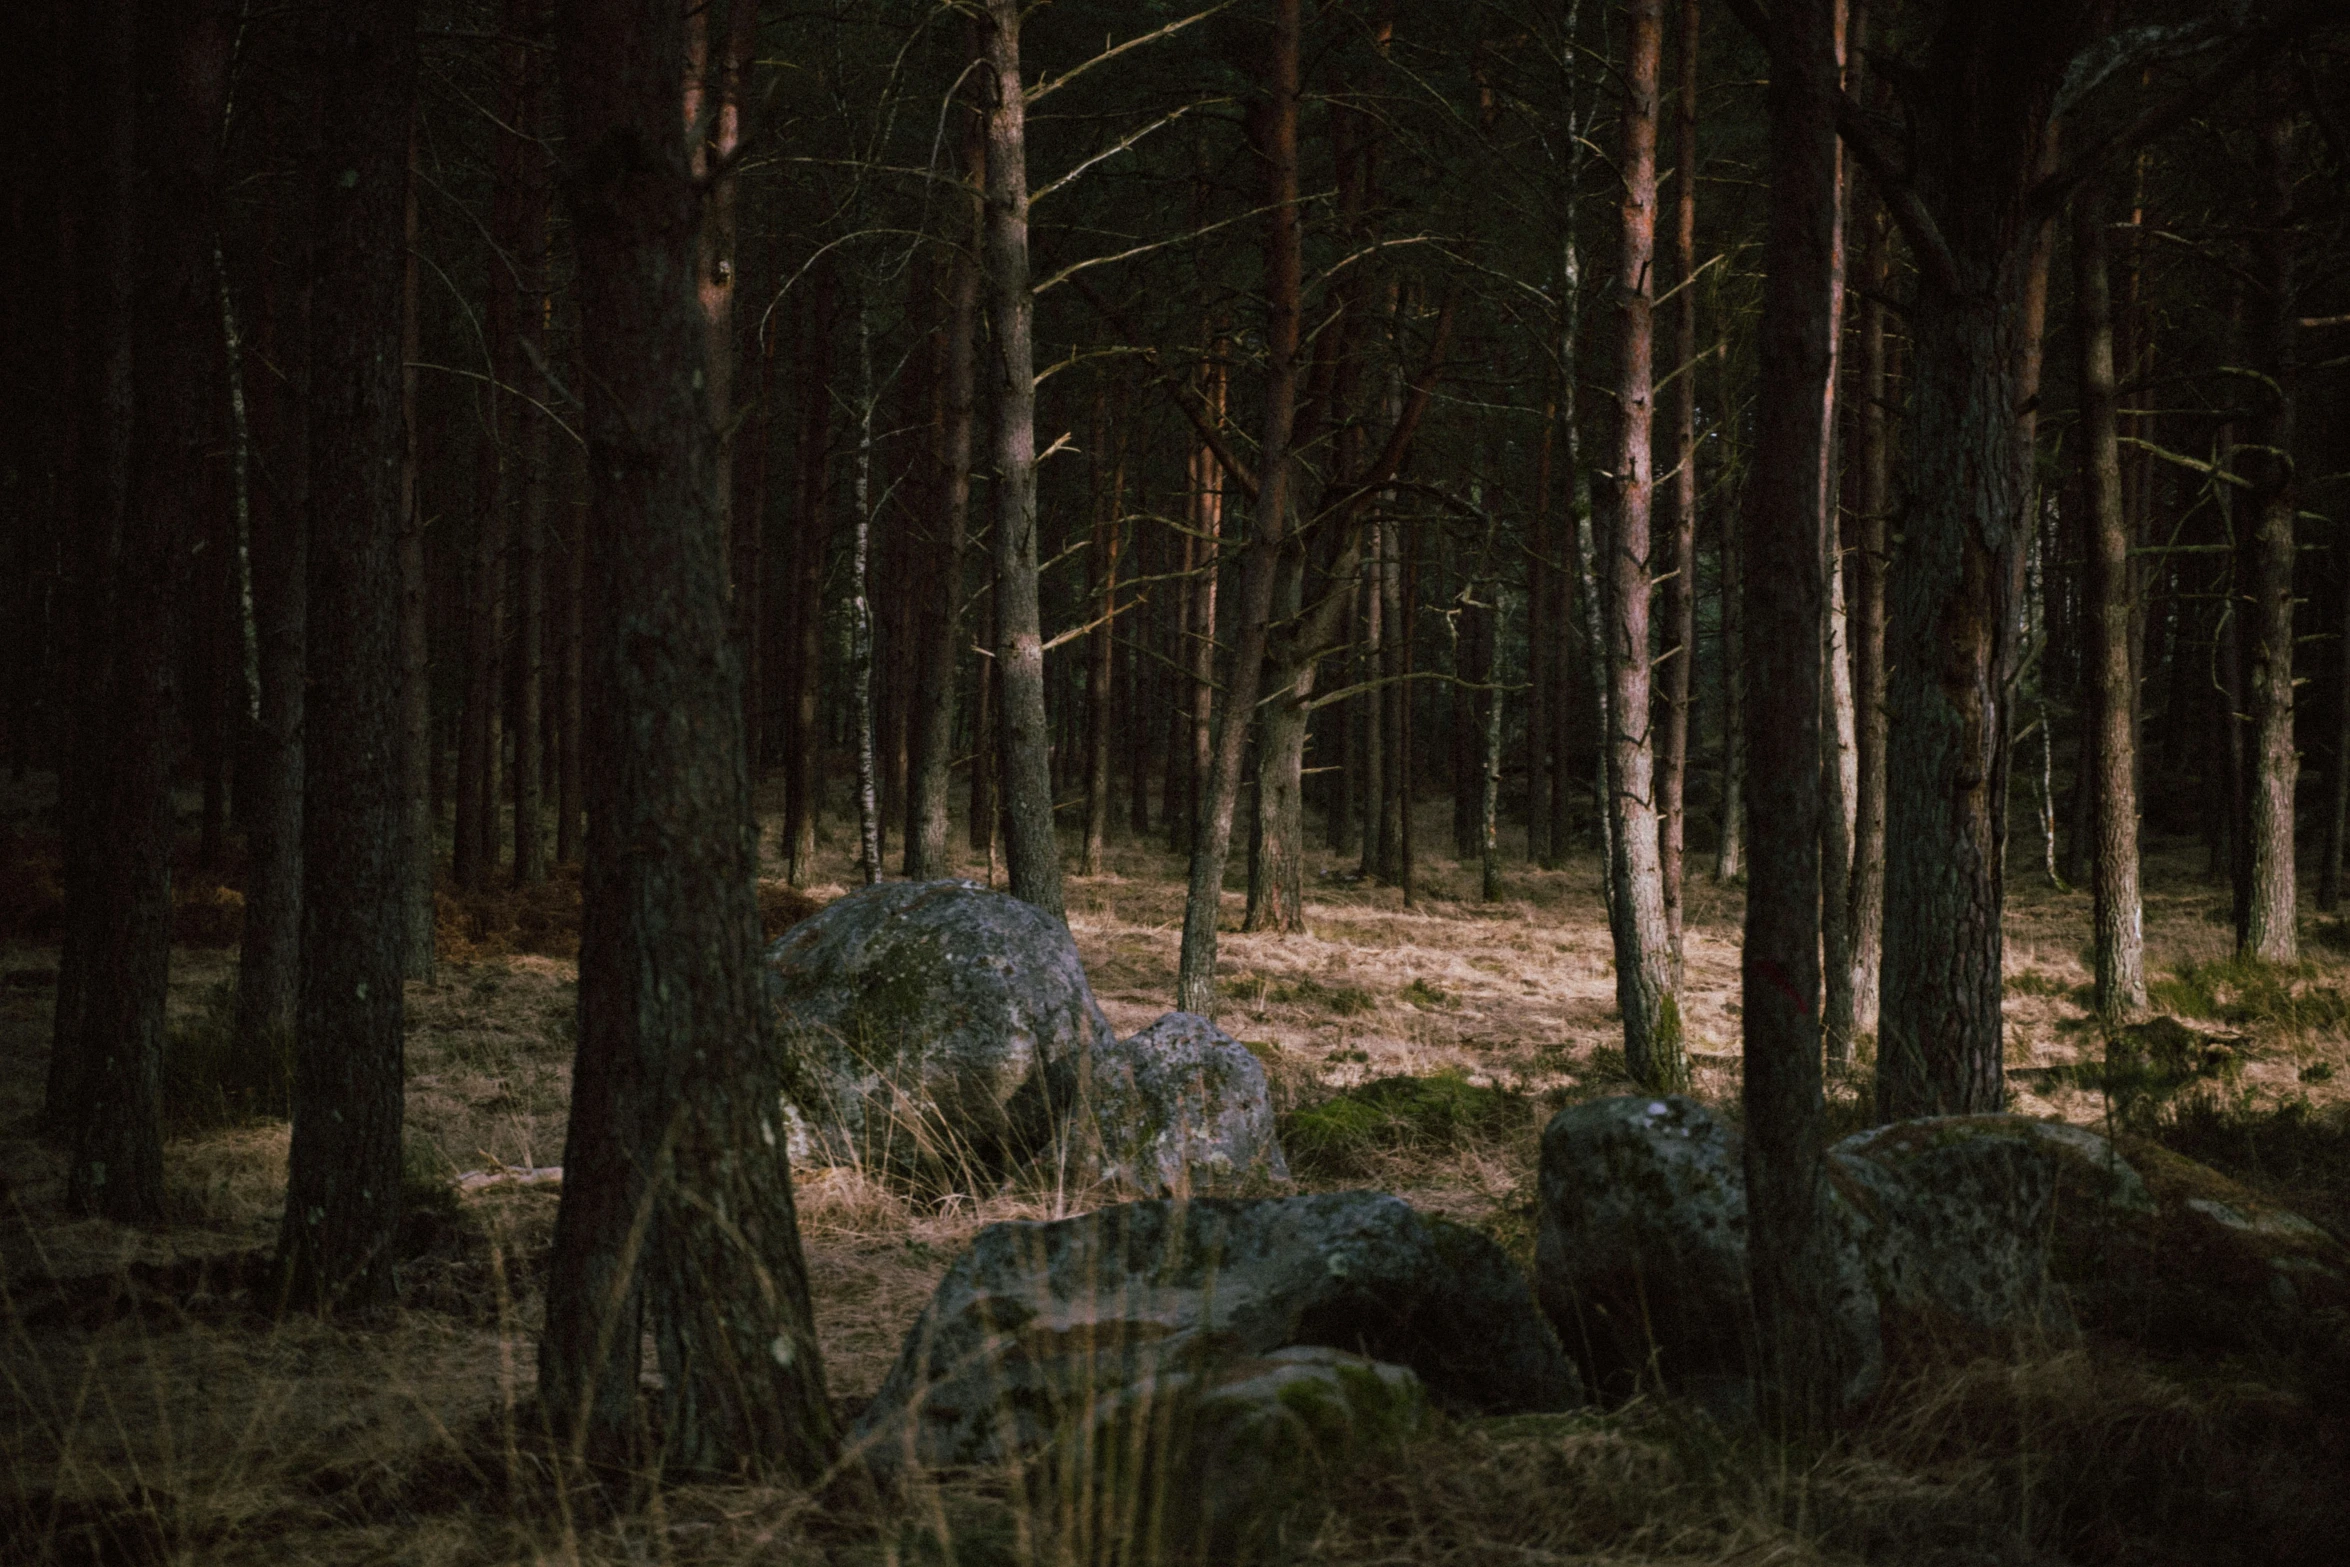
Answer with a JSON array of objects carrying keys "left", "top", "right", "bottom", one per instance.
[{"left": 1282, "top": 1070, "right": 1531, "bottom": 1178}]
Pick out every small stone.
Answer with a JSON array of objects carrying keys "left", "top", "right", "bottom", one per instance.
[{"left": 1052, "top": 1011, "right": 1290, "bottom": 1196}]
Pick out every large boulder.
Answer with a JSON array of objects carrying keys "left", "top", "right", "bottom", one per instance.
[
  {"left": 850, "top": 1192, "right": 1582, "bottom": 1479},
  {"left": 1537, "top": 1097, "right": 2350, "bottom": 1413},
  {"left": 1052, "top": 1012, "right": 1290, "bottom": 1196},
  {"left": 1534, "top": 1094, "right": 1880, "bottom": 1406},
  {"left": 765, "top": 880, "right": 1113, "bottom": 1185}
]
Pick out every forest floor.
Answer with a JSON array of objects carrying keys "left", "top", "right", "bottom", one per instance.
[{"left": 4, "top": 770, "right": 2350, "bottom": 1565}]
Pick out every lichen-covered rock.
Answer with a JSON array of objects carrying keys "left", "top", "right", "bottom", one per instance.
[
  {"left": 1054, "top": 1012, "right": 1290, "bottom": 1196},
  {"left": 1538, "top": 1097, "right": 2350, "bottom": 1412},
  {"left": 1535, "top": 1095, "right": 1879, "bottom": 1402},
  {"left": 1039, "top": 1345, "right": 1428, "bottom": 1563},
  {"left": 1829, "top": 1116, "right": 2084, "bottom": 1350},
  {"left": 2071, "top": 1134, "right": 2350, "bottom": 1358},
  {"left": 850, "top": 1192, "right": 1581, "bottom": 1479},
  {"left": 765, "top": 879, "right": 1113, "bottom": 1184}
]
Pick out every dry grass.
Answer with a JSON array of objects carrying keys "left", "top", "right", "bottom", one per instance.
[{"left": 3, "top": 772, "right": 2349, "bottom": 1563}]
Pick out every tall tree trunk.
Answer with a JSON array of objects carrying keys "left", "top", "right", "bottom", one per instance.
[
  {"left": 1081, "top": 386, "right": 1127, "bottom": 876},
  {"left": 2075, "top": 169, "right": 2147, "bottom": 1018},
  {"left": 1602, "top": 0, "right": 1686, "bottom": 1092},
  {"left": 1846, "top": 35, "right": 1888, "bottom": 1030},
  {"left": 235, "top": 68, "right": 314, "bottom": 1066},
  {"left": 1816, "top": 20, "right": 1854, "bottom": 1063},
  {"left": 1357, "top": 519, "right": 1385, "bottom": 876},
  {"left": 907, "top": 70, "right": 981, "bottom": 881},
  {"left": 274, "top": 0, "right": 416, "bottom": 1308},
  {"left": 784, "top": 260, "right": 834, "bottom": 883},
  {"left": 1659, "top": 0, "right": 1700, "bottom": 969},
  {"left": 1528, "top": 401, "right": 1554, "bottom": 866},
  {"left": 46, "top": 0, "right": 139, "bottom": 1131},
  {"left": 1176, "top": 0, "right": 1301, "bottom": 1016},
  {"left": 68, "top": 0, "right": 234, "bottom": 1223},
  {"left": 981, "top": 0, "right": 1064, "bottom": 919},
  {"left": 397, "top": 141, "right": 436, "bottom": 975},
  {"left": 1741, "top": 0, "right": 1843, "bottom": 1431},
  {"left": 2242, "top": 69, "right": 2298, "bottom": 965},
  {"left": 543, "top": 0, "right": 835, "bottom": 1480},
  {"left": 1186, "top": 365, "right": 1227, "bottom": 857},
  {"left": 852, "top": 307, "right": 882, "bottom": 885},
  {"left": 506, "top": 6, "right": 551, "bottom": 889},
  {"left": 557, "top": 460, "right": 584, "bottom": 864}
]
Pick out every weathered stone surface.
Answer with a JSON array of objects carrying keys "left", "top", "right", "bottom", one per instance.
[
  {"left": 765, "top": 880, "right": 1113, "bottom": 1183},
  {"left": 850, "top": 1192, "right": 1581, "bottom": 1478},
  {"left": 1537, "top": 1096, "right": 2350, "bottom": 1411},
  {"left": 1040, "top": 1346, "right": 1428, "bottom": 1563},
  {"left": 1054, "top": 1012, "right": 1290, "bottom": 1196}
]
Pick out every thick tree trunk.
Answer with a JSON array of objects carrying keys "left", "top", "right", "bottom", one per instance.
[
  {"left": 907, "top": 78, "right": 981, "bottom": 881},
  {"left": 274, "top": 0, "right": 415, "bottom": 1309},
  {"left": 1176, "top": 0, "right": 1301, "bottom": 1016},
  {"left": 2242, "top": 73, "right": 2298, "bottom": 964},
  {"left": 981, "top": 0, "right": 1064, "bottom": 920},
  {"left": 68, "top": 0, "right": 234, "bottom": 1223},
  {"left": 46, "top": 0, "right": 139, "bottom": 1131},
  {"left": 1740, "top": 0, "right": 1844, "bottom": 1430},
  {"left": 1602, "top": 0, "right": 1686, "bottom": 1092},
  {"left": 544, "top": 0, "right": 835, "bottom": 1480},
  {"left": 1659, "top": 0, "right": 1700, "bottom": 968},
  {"left": 397, "top": 152, "right": 436, "bottom": 976},
  {"left": 2075, "top": 171, "right": 2147, "bottom": 1018},
  {"left": 235, "top": 73, "right": 314, "bottom": 1065}
]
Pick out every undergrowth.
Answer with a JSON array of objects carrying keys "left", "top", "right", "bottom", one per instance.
[
  {"left": 1282, "top": 1069, "right": 1533, "bottom": 1179},
  {"left": 2148, "top": 955, "right": 2350, "bottom": 1037}
]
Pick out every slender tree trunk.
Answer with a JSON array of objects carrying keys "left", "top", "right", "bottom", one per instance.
[
  {"left": 908, "top": 71, "right": 981, "bottom": 881},
  {"left": 1847, "top": 47, "right": 1888, "bottom": 1028},
  {"left": 1659, "top": 0, "right": 1700, "bottom": 969},
  {"left": 981, "top": 0, "right": 1063, "bottom": 919},
  {"left": 68, "top": 0, "right": 235, "bottom": 1223},
  {"left": 1357, "top": 519, "right": 1385, "bottom": 876},
  {"left": 1176, "top": 0, "right": 1301, "bottom": 1016},
  {"left": 784, "top": 261, "right": 834, "bottom": 883},
  {"left": 275, "top": 0, "right": 415, "bottom": 1308},
  {"left": 235, "top": 72, "right": 314, "bottom": 1065},
  {"left": 971, "top": 582, "right": 998, "bottom": 857},
  {"left": 544, "top": 0, "right": 834, "bottom": 1479},
  {"left": 1602, "top": 0, "right": 1685, "bottom": 1092},
  {"left": 852, "top": 307, "right": 881, "bottom": 885},
  {"left": 1816, "top": 24, "right": 1854, "bottom": 1062},
  {"left": 2324, "top": 548, "right": 2350, "bottom": 912},
  {"left": 1481, "top": 581, "right": 1504, "bottom": 901},
  {"left": 2076, "top": 170, "right": 2147, "bottom": 1018},
  {"left": 1082, "top": 387, "right": 1126, "bottom": 876},
  {"left": 1187, "top": 366, "right": 1226, "bottom": 857},
  {"left": 557, "top": 467, "right": 584, "bottom": 864},
  {"left": 2242, "top": 72, "right": 2298, "bottom": 964},
  {"left": 1741, "top": 0, "right": 1843, "bottom": 1430},
  {"left": 46, "top": 0, "right": 139, "bottom": 1132},
  {"left": 1714, "top": 442, "right": 1745, "bottom": 882},
  {"left": 1528, "top": 403, "right": 1555, "bottom": 866}
]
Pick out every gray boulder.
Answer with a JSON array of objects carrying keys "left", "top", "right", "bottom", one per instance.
[
  {"left": 765, "top": 879, "right": 1113, "bottom": 1185},
  {"left": 1054, "top": 1011, "right": 1291, "bottom": 1196},
  {"left": 1534, "top": 1095, "right": 1874, "bottom": 1402},
  {"left": 850, "top": 1192, "right": 1582, "bottom": 1478}
]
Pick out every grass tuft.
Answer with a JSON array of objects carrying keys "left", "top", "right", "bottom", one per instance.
[{"left": 1282, "top": 1069, "right": 1530, "bottom": 1179}]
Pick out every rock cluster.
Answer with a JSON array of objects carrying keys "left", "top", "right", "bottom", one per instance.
[{"left": 767, "top": 882, "right": 1284, "bottom": 1194}]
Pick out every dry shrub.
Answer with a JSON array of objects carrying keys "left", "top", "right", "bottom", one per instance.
[{"left": 433, "top": 864, "right": 586, "bottom": 961}]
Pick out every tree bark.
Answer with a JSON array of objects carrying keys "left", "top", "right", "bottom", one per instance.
[
  {"left": 1602, "top": 0, "right": 1686, "bottom": 1092},
  {"left": 68, "top": 0, "right": 234, "bottom": 1223},
  {"left": 2075, "top": 170, "right": 2147, "bottom": 1018},
  {"left": 907, "top": 67, "right": 982, "bottom": 881},
  {"left": 1740, "top": 0, "right": 1843, "bottom": 1431},
  {"left": 46, "top": 0, "right": 138, "bottom": 1132},
  {"left": 981, "top": 0, "right": 1064, "bottom": 920},
  {"left": 235, "top": 63, "right": 314, "bottom": 1067},
  {"left": 2241, "top": 68, "right": 2298, "bottom": 964},
  {"left": 1081, "top": 385, "right": 1127, "bottom": 876},
  {"left": 544, "top": 0, "right": 835, "bottom": 1480},
  {"left": 1176, "top": 0, "right": 1301, "bottom": 1016},
  {"left": 274, "top": 0, "right": 415, "bottom": 1309},
  {"left": 397, "top": 141, "right": 436, "bottom": 976},
  {"left": 1659, "top": 0, "right": 1700, "bottom": 968},
  {"left": 784, "top": 259, "right": 834, "bottom": 884},
  {"left": 1846, "top": 38, "right": 1888, "bottom": 1030},
  {"left": 852, "top": 306, "right": 882, "bottom": 885}
]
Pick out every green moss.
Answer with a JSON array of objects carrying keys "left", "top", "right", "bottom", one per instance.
[
  {"left": 1400, "top": 977, "right": 1451, "bottom": 1008},
  {"left": 1282, "top": 1071, "right": 1530, "bottom": 1178}
]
